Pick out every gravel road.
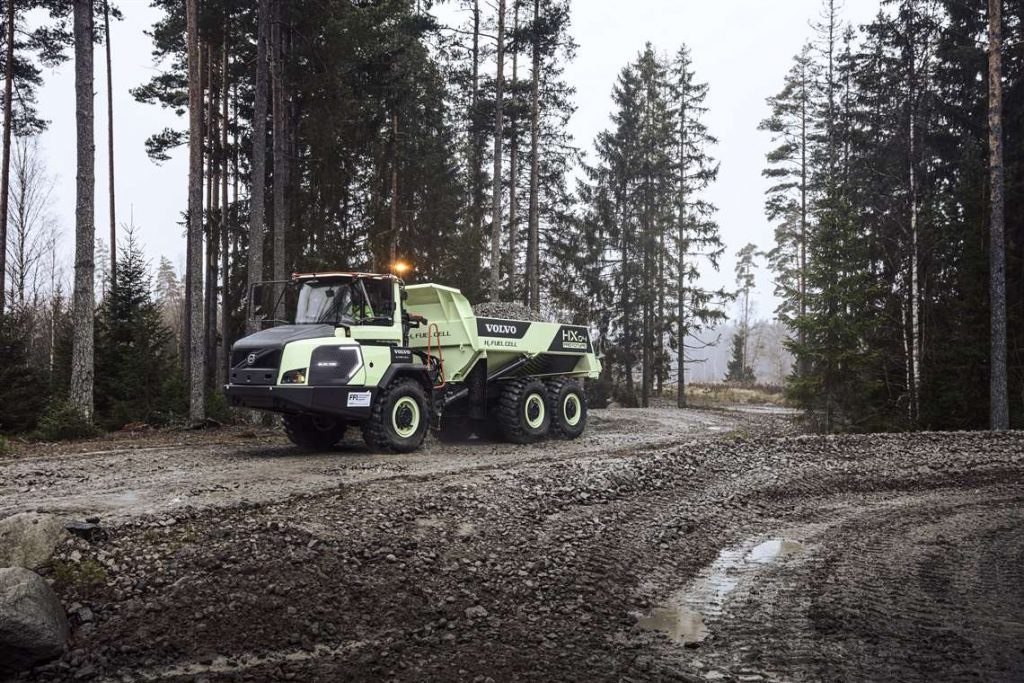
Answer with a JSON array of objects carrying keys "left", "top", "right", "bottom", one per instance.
[{"left": 3, "top": 410, "right": 1023, "bottom": 682}]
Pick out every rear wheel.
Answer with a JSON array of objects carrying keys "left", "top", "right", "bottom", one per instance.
[
  {"left": 496, "top": 378, "right": 551, "bottom": 444},
  {"left": 362, "top": 378, "right": 430, "bottom": 452},
  {"left": 547, "top": 379, "right": 587, "bottom": 439},
  {"left": 283, "top": 414, "right": 347, "bottom": 450}
]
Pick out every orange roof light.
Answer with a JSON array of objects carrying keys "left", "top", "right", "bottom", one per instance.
[{"left": 391, "top": 260, "right": 412, "bottom": 275}]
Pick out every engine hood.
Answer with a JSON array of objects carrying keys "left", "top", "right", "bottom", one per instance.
[{"left": 232, "top": 324, "right": 338, "bottom": 352}]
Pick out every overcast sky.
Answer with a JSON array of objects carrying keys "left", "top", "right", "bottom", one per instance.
[{"left": 31, "top": 0, "right": 880, "bottom": 316}]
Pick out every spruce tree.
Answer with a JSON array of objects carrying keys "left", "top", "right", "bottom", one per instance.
[
  {"left": 94, "top": 230, "right": 179, "bottom": 429},
  {"left": 669, "top": 44, "right": 728, "bottom": 407}
]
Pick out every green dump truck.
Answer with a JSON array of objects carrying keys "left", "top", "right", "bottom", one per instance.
[{"left": 224, "top": 271, "right": 601, "bottom": 452}]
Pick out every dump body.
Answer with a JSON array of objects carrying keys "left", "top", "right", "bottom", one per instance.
[{"left": 404, "top": 284, "right": 601, "bottom": 383}]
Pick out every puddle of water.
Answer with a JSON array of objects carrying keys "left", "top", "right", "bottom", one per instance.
[
  {"left": 746, "top": 538, "right": 804, "bottom": 564},
  {"left": 103, "top": 490, "right": 143, "bottom": 506},
  {"left": 638, "top": 537, "right": 806, "bottom": 645},
  {"left": 636, "top": 606, "right": 708, "bottom": 645}
]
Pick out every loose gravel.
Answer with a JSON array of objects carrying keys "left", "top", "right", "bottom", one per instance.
[
  {"left": 4, "top": 417, "right": 1023, "bottom": 682},
  {"left": 471, "top": 302, "right": 548, "bottom": 322}
]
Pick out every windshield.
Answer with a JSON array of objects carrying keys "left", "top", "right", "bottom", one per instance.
[{"left": 294, "top": 279, "right": 394, "bottom": 326}]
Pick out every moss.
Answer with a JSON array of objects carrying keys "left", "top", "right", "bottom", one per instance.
[{"left": 51, "top": 558, "right": 108, "bottom": 596}]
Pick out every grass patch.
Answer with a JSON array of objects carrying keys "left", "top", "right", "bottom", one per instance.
[{"left": 684, "top": 383, "right": 791, "bottom": 408}]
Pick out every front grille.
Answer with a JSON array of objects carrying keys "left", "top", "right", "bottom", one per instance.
[
  {"left": 231, "top": 348, "right": 282, "bottom": 371},
  {"left": 230, "top": 347, "right": 282, "bottom": 386}
]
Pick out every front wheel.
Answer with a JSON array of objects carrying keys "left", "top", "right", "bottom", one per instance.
[
  {"left": 283, "top": 414, "right": 347, "bottom": 450},
  {"left": 547, "top": 379, "right": 587, "bottom": 439},
  {"left": 362, "top": 378, "right": 430, "bottom": 452}
]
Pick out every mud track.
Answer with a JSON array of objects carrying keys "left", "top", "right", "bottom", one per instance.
[{"left": 3, "top": 411, "right": 1022, "bottom": 682}]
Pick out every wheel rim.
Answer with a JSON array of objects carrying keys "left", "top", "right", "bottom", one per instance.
[
  {"left": 524, "top": 393, "right": 546, "bottom": 429},
  {"left": 563, "top": 393, "right": 582, "bottom": 427},
  {"left": 392, "top": 396, "right": 420, "bottom": 438}
]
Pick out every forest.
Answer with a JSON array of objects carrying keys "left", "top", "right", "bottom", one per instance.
[{"left": 0, "top": 0, "right": 1020, "bottom": 437}]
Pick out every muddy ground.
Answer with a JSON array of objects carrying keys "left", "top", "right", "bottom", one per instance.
[{"left": 2, "top": 408, "right": 1023, "bottom": 682}]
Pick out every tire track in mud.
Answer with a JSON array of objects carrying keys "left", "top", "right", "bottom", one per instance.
[{"left": 636, "top": 461, "right": 1024, "bottom": 682}]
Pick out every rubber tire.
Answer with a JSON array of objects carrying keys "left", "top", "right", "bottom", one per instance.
[
  {"left": 283, "top": 414, "right": 347, "bottom": 450},
  {"left": 497, "top": 378, "right": 551, "bottom": 444},
  {"left": 546, "top": 379, "right": 587, "bottom": 439},
  {"left": 362, "top": 378, "right": 430, "bottom": 453}
]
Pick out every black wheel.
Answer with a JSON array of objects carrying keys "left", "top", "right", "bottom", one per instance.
[
  {"left": 362, "top": 378, "right": 430, "bottom": 452},
  {"left": 283, "top": 414, "right": 347, "bottom": 450},
  {"left": 496, "top": 378, "right": 551, "bottom": 444},
  {"left": 546, "top": 379, "right": 587, "bottom": 439}
]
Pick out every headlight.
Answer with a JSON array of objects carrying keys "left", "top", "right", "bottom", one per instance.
[{"left": 281, "top": 369, "right": 307, "bottom": 384}]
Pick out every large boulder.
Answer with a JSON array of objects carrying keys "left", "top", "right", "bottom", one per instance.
[
  {"left": 0, "top": 513, "right": 64, "bottom": 569},
  {"left": 0, "top": 567, "right": 70, "bottom": 674}
]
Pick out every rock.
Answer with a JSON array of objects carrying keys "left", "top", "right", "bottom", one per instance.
[
  {"left": 64, "top": 521, "right": 107, "bottom": 543},
  {"left": 464, "top": 605, "right": 489, "bottom": 619},
  {"left": 0, "top": 512, "right": 65, "bottom": 569},
  {"left": 0, "top": 567, "right": 70, "bottom": 675}
]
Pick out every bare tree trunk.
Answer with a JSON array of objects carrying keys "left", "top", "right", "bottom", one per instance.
[
  {"left": 907, "top": 4, "right": 922, "bottom": 427},
  {"left": 526, "top": 0, "right": 540, "bottom": 311},
  {"left": 186, "top": 0, "right": 206, "bottom": 423},
  {"left": 271, "top": 0, "right": 287, "bottom": 312},
  {"left": 798, "top": 68, "right": 808, "bottom": 377},
  {"left": 70, "top": 0, "right": 95, "bottom": 420},
  {"left": 247, "top": 0, "right": 270, "bottom": 333},
  {"left": 206, "top": 43, "right": 219, "bottom": 389},
  {"left": 909, "top": 135, "right": 920, "bottom": 425},
  {"left": 676, "top": 88, "right": 689, "bottom": 408},
  {"left": 0, "top": 0, "right": 14, "bottom": 313},
  {"left": 104, "top": 0, "right": 115, "bottom": 281},
  {"left": 989, "top": 0, "right": 1008, "bottom": 430},
  {"left": 470, "top": 0, "right": 483, "bottom": 280},
  {"left": 488, "top": 0, "right": 507, "bottom": 301},
  {"left": 390, "top": 111, "right": 398, "bottom": 264},
  {"left": 220, "top": 38, "right": 230, "bottom": 383},
  {"left": 506, "top": 0, "right": 519, "bottom": 290}
]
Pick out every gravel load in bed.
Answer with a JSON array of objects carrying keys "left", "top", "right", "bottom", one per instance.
[{"left": 472, "top": 301, "right": 548, "bottom": 322}]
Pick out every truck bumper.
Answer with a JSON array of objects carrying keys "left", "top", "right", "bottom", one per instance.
[{"left": 224, "top": 384, "right": 376, "bottom": 421}]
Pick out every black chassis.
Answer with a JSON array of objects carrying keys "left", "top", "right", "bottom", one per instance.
[{"left": 223, "top": 364, "right": 434, "bottom": 423}]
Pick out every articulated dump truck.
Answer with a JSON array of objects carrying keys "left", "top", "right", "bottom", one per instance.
[{"left": 224, "top": 272, "right": 601, "bottom": 452}]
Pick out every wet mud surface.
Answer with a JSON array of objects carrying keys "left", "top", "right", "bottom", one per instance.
[{"left": 3, "top": 413, "right": 1023, "bottom": 682}]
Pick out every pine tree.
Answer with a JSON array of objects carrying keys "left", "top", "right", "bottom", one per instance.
[
  {"left": 69, "top": 0, "right": 95, "bottom": 422},
  {"left": 0, "top": 309, "right": 48, "bottom": 432},
  {"left": 94, "top": 230, "right": 180, "bottom": 428},
  {"left": 669, "top": 44, "right": 728, "bottom": 407},
  {"left": 760, "top": 45, "right": 814, "bottom": 352}
]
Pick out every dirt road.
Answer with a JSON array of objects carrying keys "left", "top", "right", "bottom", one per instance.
[
  {"left": 4, "top": 410, "right": 1023, "bottom": 682},
  {"left": 0, "top": 408, "right": 752, "bottom": 521}
]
